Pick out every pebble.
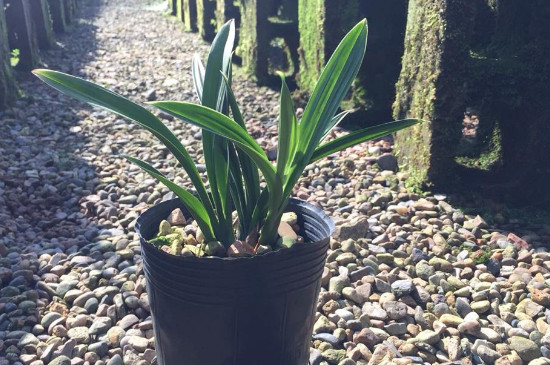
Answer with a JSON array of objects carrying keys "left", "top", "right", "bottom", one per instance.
[{"left": 0, "top": 1, "right": 547, "bottom": 365}]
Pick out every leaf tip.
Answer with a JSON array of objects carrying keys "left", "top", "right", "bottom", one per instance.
[{"left": 32, "top": 69, "right": 46, "bottom": 77}]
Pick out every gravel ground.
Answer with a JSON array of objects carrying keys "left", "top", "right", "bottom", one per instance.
[{"left": 1, "top": 1, "right": 550, "bottom": 365}]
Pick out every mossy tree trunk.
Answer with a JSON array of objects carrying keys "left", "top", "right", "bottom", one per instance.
[
  {"left": 176, "top": 0, "right": 184, "bottom": 22},
  {"left": 297, "top": 0, "right": 328, "bottom": 93},
  {"left": 47, "top": 0, "right": 68, "bottom": 32},
  {"left": 297, "top": 0, "right": 360, "bottom": 92},
  {"left": 298, "top": 0, "right": 407, "bottom": 125},
  {"left": 237, "top": 0, "right": 277, "bottom": 83},
  {"left": 352, "top": 0, "right": 408, "bottom": 124},
  {"left": 393, "top": 0, "right": 475, "bottom": 189},
  {"left": 63, "top": 0, "right": 75, "bottom": 25},
  {"left": 169, "top": 0, "right": 177, "bottom": 16},
  {"left": 196, "top": 0, "right": 216, "bottom": 41},
  {"left": 183, "top": 0, "right": 197, "bottom": 32},
  {"left": 467, "top": 0, "right": 550, "bottom": 202},
  {"left": 30, "top": 0, "right": 56, "bottom": 49},
  {"left": 215, "top": 0, "right": 239, "bottom": 31},
  {"left": 0, "top": 3, "right": 17, "bottom": 109},
  {"left": 5, "top": 0, "right": 41, "bottom": 71}
]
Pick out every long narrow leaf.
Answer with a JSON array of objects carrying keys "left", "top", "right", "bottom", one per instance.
[
  {"left": 202, "top": 20, "right": 235, "bottom": 108},
  {"left": 221, "top": 74, "right": 260, "bottom": 213},
  {"left": 124, "top": 156, "right": 216, "bottom": 242},
  {"left": 32, "top": 69, "right": 218, "bottom": 226},
  {"left": 311, "top": 119, "right": 421, "bottom": 162},
  {"left": 281, "top": 20, "right": 368, "bottom": 198},
  {"left": 276, "top": 74, "right": 299, "bottom": 179},
  {"left": 321, "top": 110, "right": 350, "bottom": 141},
  {"left": 197, "top": 20, "right": 235, "bottom": 244},
  {"left": 151, "top": 101, "right": 279, "bottom": 192},
  {"left": 299, "top": 20, "right": 368, "bottom": 158},
  {"left": 191, "top": 54, "right": 205, "bottom": 103}
]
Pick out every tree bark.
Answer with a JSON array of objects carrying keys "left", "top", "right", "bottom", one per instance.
[
  {"left": 5, "top": 0, "right": 41, "bottom": 71},
  {"left": 47, "top": 0, "right": 68, "bottom": 33},
  {"left": 196, "top": 0, "right": 216, "bottom": 41},
  {"left": 215, "top": 0, "right": 239, "bottom": 32},
  {"left": 182, "top": 0, "right": 197, "bottom": 32},
  {"left": 393, "top": 0, "right": 475, "bottom": 189},
  {"left": 30, "top": 0, "right": 56, "bottom": 49},
  {"left": 0, "top": 3, "right": 17, "bottom": 109}
]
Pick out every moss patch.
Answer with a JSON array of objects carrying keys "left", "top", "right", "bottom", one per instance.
[{"left": 393, "top": 0, "right": 475, "bottom": 191}]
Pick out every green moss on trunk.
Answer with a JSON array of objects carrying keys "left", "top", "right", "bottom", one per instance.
[
  {"left": 30, "top": 0, "right": 56, "bottom": 49},
  {"left": 196, "top": 0, "right": 216, "bottom": 41},
  {"left": 393, "top": 0, "right": 475, "bottom": 189},
  {"left": 0, "top": 4, "right": 17, "bottom": 109},
  {"left": 297, "top": 0, "right": 364, "bottom": 92},
  {"left": 465, "top": 0, "right": 550, "bottom": 202},
  {"left": 176, "top": 0, "right": 184, "bottom": 22},
  {"left": 237, "top": 0, "right": 276, "bottom": 82},
  {"left": 297, "top": 0, "right": 325, "bottom": 93},
  {"left": 183, "top": 0, "right": 197, "bottom": 32},
  {"left": 63, "top": 0, "right": 74, "bottom": 25},
  {"left": 215, "top": 0, "right": 239, "bottom": 31},
  {"left": 169, "top": 0, "right": 177, "bottom": 16},
  {"left": 47, "top": 0, "right": 68, "bottom": 33},
  {"left": 5, "top": 0, "right": 41, "bottom": 71}
]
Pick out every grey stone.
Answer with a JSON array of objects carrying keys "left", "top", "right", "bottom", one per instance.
[
  {"left": 48, "top": 356, "right": 71, "bottom": 365},
  {"left": 391, "top": 280, "right": 414, "bottom": 297},
  {"left": 313, "top": 333, "right": 341, "bottom": 346},
  {"left": 67, "top": 327, "right": 89, "bottom": 344},
  {"left": 509, "top": 336, "right": 541, "bottom": 362},
  {"left": 377, "top": 153, "right": 398, "bottom": 171},
  {"left": 106, "top": 355, "right": 123, "bottom": 365}
]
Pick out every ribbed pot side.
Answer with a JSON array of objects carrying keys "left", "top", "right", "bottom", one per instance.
[{"left": 136, "top": 198, "right": 334, "bottom": 365}]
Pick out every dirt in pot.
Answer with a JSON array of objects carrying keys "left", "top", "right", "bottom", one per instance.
[{"left": 149, "top": 208, "right": 304, "bottom": 258}]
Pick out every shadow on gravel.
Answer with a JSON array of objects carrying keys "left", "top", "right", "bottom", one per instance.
[{"left": 0, "top": 0, "right": 107, "bottom": 351}]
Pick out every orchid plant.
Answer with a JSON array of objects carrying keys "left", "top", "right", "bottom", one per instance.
[{"left": 34, "top": 19, "right": 418, "bottom": 253}]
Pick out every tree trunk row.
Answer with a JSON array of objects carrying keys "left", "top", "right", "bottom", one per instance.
[
  {"left": 1, "top": 0, "right": 80, "bottom": 110},
  {"left": 167, "top": 0, "right": 550, "bottom": 203}
]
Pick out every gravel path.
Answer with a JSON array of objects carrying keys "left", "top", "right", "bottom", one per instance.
[{"left": 1, "top": 1, "right": 550, "bottom": 365}]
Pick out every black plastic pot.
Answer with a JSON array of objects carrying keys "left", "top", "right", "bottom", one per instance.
[{"left": 136, "top": 198, "right": 334, "bottom": 365}]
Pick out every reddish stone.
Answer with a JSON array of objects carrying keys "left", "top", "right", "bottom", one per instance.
[
  {"left": 353, "top": 328, "right": 381, "bottom": 349},
  {"left": 507, "top": 233, "right": 530, "bottom": 249},
  {"left": 227, "top": 241, "right": 255, "bottom": 257}
]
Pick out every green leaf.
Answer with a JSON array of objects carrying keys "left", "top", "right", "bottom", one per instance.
[
  {"left": 276, "top": 74, "right": 299, "bottom": 179},
  {"left": 32, "top": 69, "right": 218, "bottom": 227},
  {"left": 197, "top": 20, "right": 235, "bottom": 245},
  {"left": 124, "top": 156, "right": 216, "bottom": 242},
  {"left": 191, "top": 54, "right": 205, "bottom": 103},
  {"left": 281, "top": 19, "right": 368, "bottom": 199},
  {"left": 221, "top": 73, "right": 261, "bottom": 214},
  {"left": 299, "top": 20, "right": 368, "bottom": 159},
  {"left": 151, "top": 101, "right": 280, "bottom": 193},
  {"left": 202, "top": 19, "right": 235, "bottom": 109},
  {"left": 321, "top": 110, "right": 350, "bottom": 141},
  {"left": 311, "top": 119, "right": 421, "bottom": 162}
]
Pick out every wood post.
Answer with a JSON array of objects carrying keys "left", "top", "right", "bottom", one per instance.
[
  {"left": 47, "top": 0, "right": 68, "bottom": 32},
  {"left": 215, "top": 0, "right": 239, "bottom": 31},
  {"left": 0, "top": 3, "right": 17, "bottom": 109},
  {"left": 169, "top": 0, "right": 177, "bottom": 16},
  {"left": 196, "top": 0, "right": 216, "bottom": 41},
  {"left": 63, "top": 0, "right": 75, "bottom": 25},
  {"left": 183, "top": 0, "right": 197, "bottom": 32},
  {"left": 462, "top": 0, "right": 550, "bottom": 202},
  {"left": 237, "top": 0, "right": 277, "bottom": 83},
  {"left": 5, "top": 0, "right": 41, "bottom": 70},
  {"left": 393, "top": 0, "right": 475, "bottom": 188},
  {"left": 30, "top": 0, "right": 56, "bottom": 49},
  {"left": 176, "top": 0, "right": 184, "bottom": 22}
]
